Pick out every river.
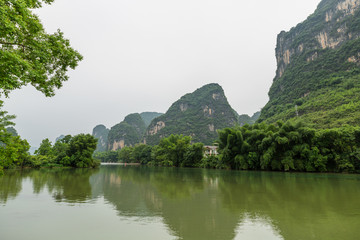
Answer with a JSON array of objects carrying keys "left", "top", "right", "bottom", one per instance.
[{"left": 1, "top": 165, "right": 359, "bottom": 240}]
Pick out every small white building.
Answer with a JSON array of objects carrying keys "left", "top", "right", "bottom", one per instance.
[{"left": 204, "top": 146, "right": 218, "bottom": 156}]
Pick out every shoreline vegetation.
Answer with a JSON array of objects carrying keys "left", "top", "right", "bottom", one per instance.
[
  {"left": 93, "top": 120, "right": 360, "bottom": 174},
  {"left": 1, "top": 120, "right": 359, "bottom": 176},
  {"left": 0, "top": 133, "right": 100, "bottom": 176}
]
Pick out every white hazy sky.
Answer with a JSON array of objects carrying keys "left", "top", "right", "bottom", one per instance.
[{"left": 3, "top": 0, "right": 321, "bottom": 147}]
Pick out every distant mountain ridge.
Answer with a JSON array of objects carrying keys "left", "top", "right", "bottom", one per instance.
[
  {"left": 92, "top": 83, "right": 259, "bottom": 150},
  {"left": 238, "top": 112, "right": 261, "bottom": 126},
  {"left": 92, "top": 112, "right": 163, "bottom": 151}
]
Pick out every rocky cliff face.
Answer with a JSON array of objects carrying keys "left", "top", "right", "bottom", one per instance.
[
  {"left": 92, "top": 125, "right": 109, "bottom": 152},
  {"left": 275, "top": 0, "right": 360, "bottom": 79},
  {"left": 144, "top": 83, "right": 238, "bottom": 145},
  {"left": 259, "top": 0, "right": 360, "bottom": 127}
]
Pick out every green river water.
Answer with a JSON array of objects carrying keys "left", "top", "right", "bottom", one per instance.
[{"left": 0, "top": 165, "right": 359, "bottom": 240}]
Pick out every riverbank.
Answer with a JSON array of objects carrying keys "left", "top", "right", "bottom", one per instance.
[{"left": 101, "top": 162, "right": 141, "bottom": 166}]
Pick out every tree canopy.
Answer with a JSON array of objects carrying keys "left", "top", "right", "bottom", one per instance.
[{"left": 0, "top": 0, "right": 83, "bottom": 97}]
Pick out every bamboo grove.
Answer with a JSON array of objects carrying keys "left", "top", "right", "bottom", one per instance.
[{"left": 217, "top": 121, "right": 360, "bottom": 173}]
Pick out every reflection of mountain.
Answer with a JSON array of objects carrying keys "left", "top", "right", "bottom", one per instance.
[
  {"left": 1, "top": 167, "right": 360, "bottom": 240},
  {"left": 91, "top": 167, "right": 240, "bottom": 240},
  {"left": 217, "top": 171, "right": 360, "bottom": 240},
  {"left": 92, "top": 167, "right": 360, "bottom": 240}
]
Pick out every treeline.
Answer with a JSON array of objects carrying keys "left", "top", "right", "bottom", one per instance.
[
  {"left": 95, "top": 121, "right": 360, "bottom": 173},
  {"left": 0, "top": 133, "right": 99, "bottom": 176},
  {"left": 94, "top": 135, "right": 204, "bottom": 167},
  {"left": 30, "top": 134, "right": 100, "bottom": 168},
  {"left": 217, "top": 121, "right": 360, "bottom": 173}
]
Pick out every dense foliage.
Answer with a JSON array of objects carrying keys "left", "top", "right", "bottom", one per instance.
[
  {"left": 215, "top": 121, "right": 360, "bottom": 173},
  {"left": 28, "top": 134, "right": 99, "bottom": 168},
  {"left": 145, "top": 83, "right": 238, "bottom": 145},
  {"left": 150, "top": 135, "right": 204, "bottom": 167}
]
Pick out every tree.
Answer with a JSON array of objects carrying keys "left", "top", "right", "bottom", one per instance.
[
  {"left": 67, "top": 134, "right": 98, "bottom": 168},
  {"left": 151, "top": 135, "right": 198, "bottom": 167},
  {"left": 35, "top": 138, "right": 53, "bottom": 156},
  {"left": 0, "top": 0, "right": 83, "bottom": 97},
  {"left": 132, "top": 144, "right": 152, "bottom": 164},
  {"left": 118, "top": 146, "right": 133, "bottom": 163},
  {"left": 182, "top": 142, "right": 204, "bottom": 167},
  {"left": 52, "top": 134, "right": 71, "bottom": 165}
]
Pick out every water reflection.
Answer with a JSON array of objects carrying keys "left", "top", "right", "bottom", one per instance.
[
  {"left": 0, "top": 170, "right": 23, "bottom": 204},
  {"left": 235, "top": 216, "right": 283, "bottom": 240},
  {"left": 0, "top": 168, "right": 99, "bottom": 204},
  {"left": 1, "top": 166, "right": 360, "bottom": 240}
]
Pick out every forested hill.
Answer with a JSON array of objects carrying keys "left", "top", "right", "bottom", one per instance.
[
  {"left": 93, "top": 112, "right": 163, "bottom": 151},
  {"left": 107, "top": 113, "right": 146, "bottom": 151},
  {"left": 258, "top": 0, "right": 360, "bottom": 127},
  {"left": 144, "top": 83, "right": 239, "bottom": 145}
]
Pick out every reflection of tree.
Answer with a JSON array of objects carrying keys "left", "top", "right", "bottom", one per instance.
[
  {"left": 217, "top": 171, "right": 360, "bottom": 240},
  {"left": 0, "top": 168, "right": 99, "bottom": 204},
  {"left": 0, "top": 170, "right": 23, "bottom": 204},
  {"left": 92, "top": 166, "right": 163, "bottom": 217},
  {"left": 49, "top": 168, "right": 99, "bottom": 203},
  {"left": 2, "top": 166, "right": 359, "bottom": 240},
  {"left": 97, "top": 167, "right": 360, "bottom": 240}
]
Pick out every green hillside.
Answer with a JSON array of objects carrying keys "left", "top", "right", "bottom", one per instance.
[
  {"left": 144, "top": 83, "right": 239, "bottom": 145},
  {"left": 107, "top": 113, "right": 146, "bottom": 151},
  {"left": 259, "top": 0, "right": 360, "bottom": 127}
]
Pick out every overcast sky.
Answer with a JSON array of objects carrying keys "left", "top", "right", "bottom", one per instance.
[{"left": 4, "top": 0, "right": 321, "bottom": 147}]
